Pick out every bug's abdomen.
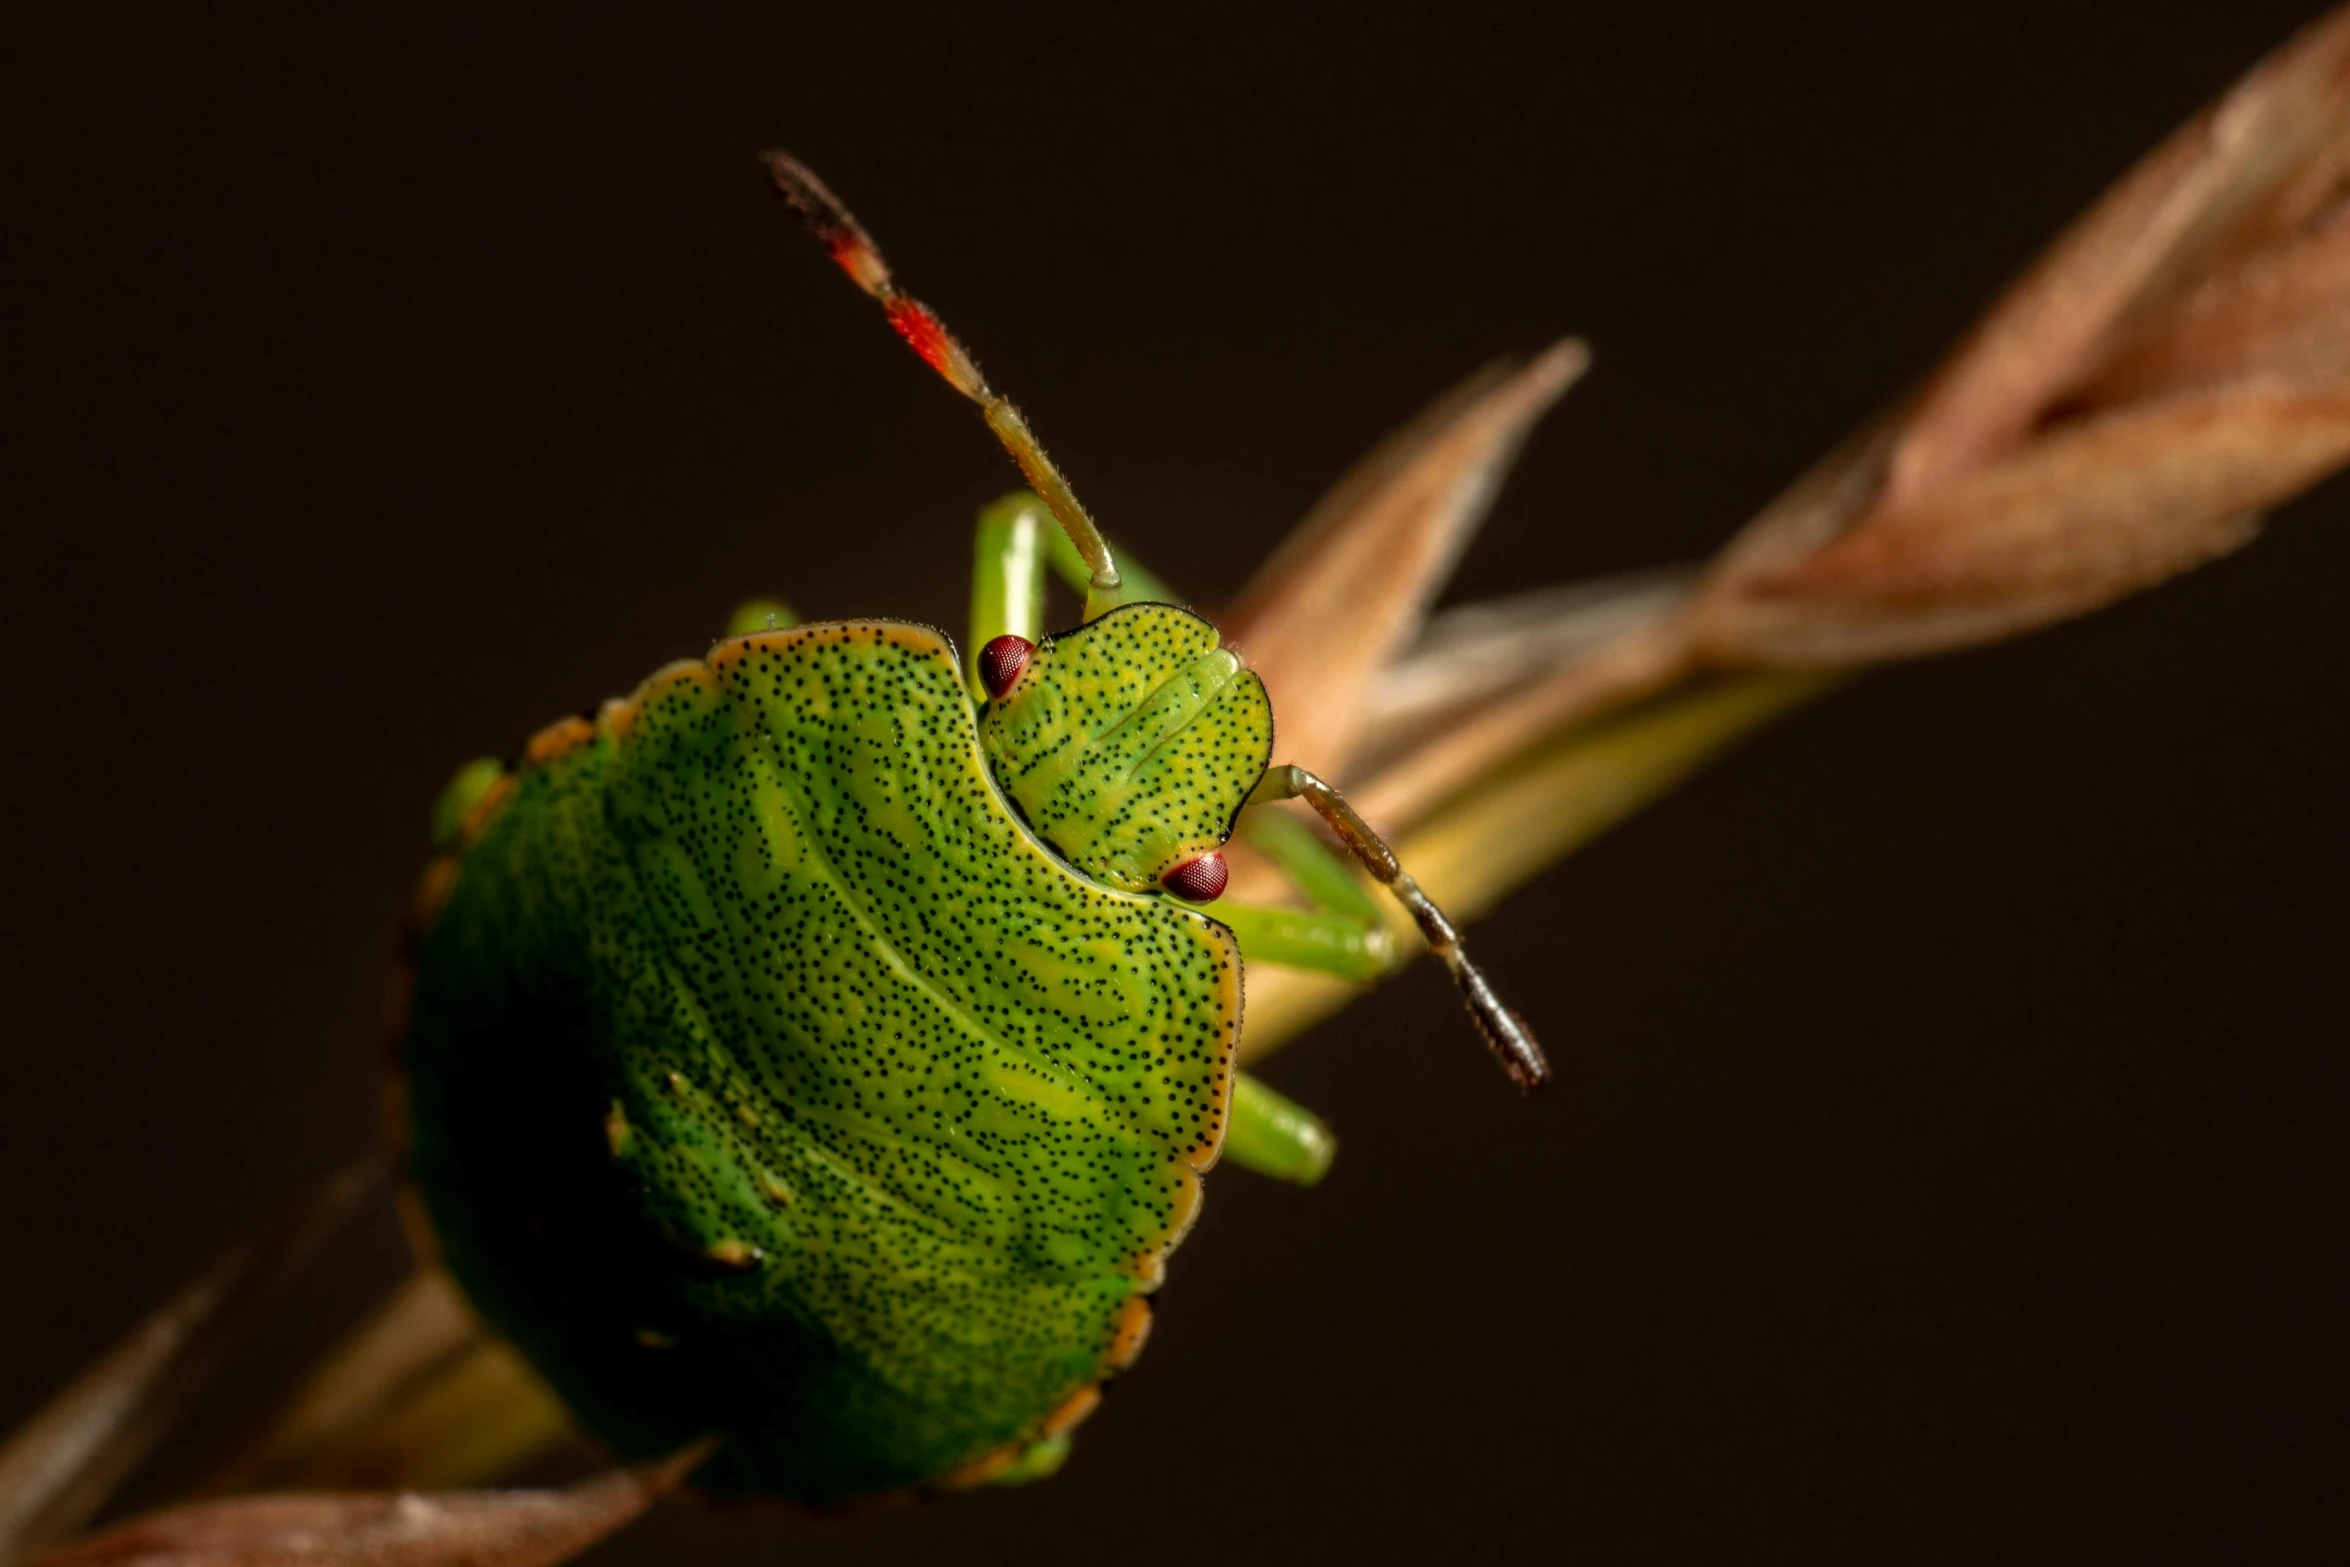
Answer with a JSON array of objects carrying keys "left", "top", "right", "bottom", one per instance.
[{"left": 398, "top": 622, "right": 1238, "bottom": 1503}]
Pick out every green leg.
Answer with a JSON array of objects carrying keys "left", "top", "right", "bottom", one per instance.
[
  {"left": 1212, "top": 903, "right": 1390, "bottom": 983},
  {"left": 984, "top": 1431, "right": 1073, "bottom": 1486},
  {"left": 1224, "top": 1074, "right": 1336, "bottom": 1186},
  {"left": 969, "top": 490, "right": 1184, "bottom": 670},
  {"left": 1216, "top": 806, "right": 1396, "bottom": 983},
  {"left": 1213, "top": 892, "right": 1379, "bottom": 1185},
  {"left": 1246, "top": 763, "right": 1548, "bottom": 1089},
  {"left": 430, "top": 757, "right": 507, "bottom": 849},
  {"left": 722, "top": 598, "right": 798, "bottom": 637},
  {"left": 1237, "top": 807, "right": 1387, "bottom": 928},
  {"left": 966, "top": 494, "right": 1053, "bottom": 697},
  {"left": 1213, "top": 808, "right": 1401, "bottom": 1187}
]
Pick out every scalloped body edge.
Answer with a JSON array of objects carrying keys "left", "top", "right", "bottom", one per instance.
[{"left": 392, "top": 621, "right": 1242, "bottom": 1503}]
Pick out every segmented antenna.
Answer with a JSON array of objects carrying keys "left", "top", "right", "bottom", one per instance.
[
  {"left": 761, "top": 152, "right": 1123, "bottom": 618},
  {"left": 1251, "top": 765, "right": 1550, "bottom": 1090}
]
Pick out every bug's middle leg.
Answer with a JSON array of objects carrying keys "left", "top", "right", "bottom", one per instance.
[
  {"left": 1222, "top": 1073, "right": 1336, "bottom": 1186},
  {"left": 1206, "top": 810, "right": 1402, "bottom": 1187},
  {"left": 1213, "top": 808, "right": 1395, "bottom": 982},
  {"left": 1212, "top": 763, "right": 1549, "bottom": 1181}
]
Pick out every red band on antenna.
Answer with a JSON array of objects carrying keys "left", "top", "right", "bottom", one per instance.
[{"left": 886, "top": 298, "right": 955, "bottom": 377}]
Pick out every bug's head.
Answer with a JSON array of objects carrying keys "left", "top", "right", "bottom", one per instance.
[
  {"left": 977, "top": 603, "right": 1272, "bottom": 897},
  {"left": 767, "top": 155, "right": 1260, "bottom": 897}
]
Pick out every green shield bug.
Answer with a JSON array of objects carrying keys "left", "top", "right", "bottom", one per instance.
[{"left": 393, "top": 152, "right": 1544, "bottom": 1508}]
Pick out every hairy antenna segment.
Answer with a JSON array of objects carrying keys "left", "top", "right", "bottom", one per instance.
[
  {"left": 1249, "top": 765, "right": 1549, "bottom": 1090},
  {"left": 762, "top": 150, "right": 1123, "bottom": 616}
]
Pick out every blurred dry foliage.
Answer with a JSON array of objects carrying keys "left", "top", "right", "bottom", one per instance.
[{"left": 8, "top": 7, "right": 2350, "bottom": 1566}]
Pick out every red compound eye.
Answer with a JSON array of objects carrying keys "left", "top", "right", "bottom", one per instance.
[
  {"left": 1161, "top": 852, "right": 1229, "bottom": 903},
  {"left": 978, "top": 634, "right": 1034, "bottom": 699}
]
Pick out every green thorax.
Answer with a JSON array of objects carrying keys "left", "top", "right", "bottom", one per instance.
[
  {"left": 979, "top": 603, "right": 1272, "bottom": 893},
  {"left": 398, "top": 620, "right": 1246, "bottom": 1503}
]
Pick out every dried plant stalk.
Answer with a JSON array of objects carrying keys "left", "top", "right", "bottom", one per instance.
[
  {"left": 1222, "top": 340, "right": 1590, "bottom": 777},
  {"left": 197, "top": 1274, "right": 567, "bottom": 1499},
  {"left": 0, "top": 1166, "right": 377, "bottom": 1567},
  {"left": 1687, "top": 3, "right": 2350, "bottom": 666},
  {"left": 29, "top": 1448, "right": 705, "bottom": 1567}
]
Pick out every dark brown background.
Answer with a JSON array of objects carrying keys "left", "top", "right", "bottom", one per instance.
[{"left": 5, "top": 3, "right": 2345, "bottom": 1560}]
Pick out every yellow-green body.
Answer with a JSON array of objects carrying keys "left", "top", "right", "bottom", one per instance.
[{"left": 397, "top": 608, "right": 1275, "bottom": 1502}]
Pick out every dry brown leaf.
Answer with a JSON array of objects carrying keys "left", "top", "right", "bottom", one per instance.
[
  {"left": 201, "top": 1273, "right": 480, "bottom": 1497},
  {"left": 1354, "top": 412, "right": 1914, "bottom": 834},
  {"left": 244, "top": 1342, "right": 573, "bottom": 1499},
  {"left": 1351, "top": 567, "right": 1699, "bottom": 769},
  {"left": 2080, "top": 209, "right": 2350, "bottom": 404},
  {"left": 0, "top": 1166, "right": 378, "bottom": 1567},
  {"left": 1883, "top": 3, "right": 2350, "bottom": 510},
  {"left": 1694, "top": 383, "right": 2350, "bottom": 664},
  {"left": 1222, "top": 339, "right": 1589, "bottom": 777},
  {"left": 1675, "top": 7, "right": 2350, "bottom": 671},
  {"left": 1350, "top": 617, "right": 1692, "bottom": 834}
]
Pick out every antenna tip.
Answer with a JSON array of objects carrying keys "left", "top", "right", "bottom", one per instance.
[
  {"left": 761, "top": 149, "right": 891, "bottom": 298},
  {"left": 1456, "top": 963, "right": 1550, "bottom": 1090},
  {"left": 1484, "top": 1009, "right": 1550, "bottom": 1091}
]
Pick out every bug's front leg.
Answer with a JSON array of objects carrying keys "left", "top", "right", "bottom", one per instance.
[
  {"left": 966, "top": 493, "right": 1053, "bottom": 698},
  {"left": 1206, "top": 764, "right": 1550, "bottom": 1183},
  {"left": 965, "top": 492, "right": 1185, "bottom": 686},
  {"left": 966, "top": 493, "right": 1190, "bottom": 704},
  {"left": 1207, "top": 778, "right": 1552, "bottom": 1182},
  {"left": 1192, "top": 811, "right": 1400, "bottom": 1188},
  {"left": 1215, "top": 807, "right": 1395, "bottom": 982}
]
